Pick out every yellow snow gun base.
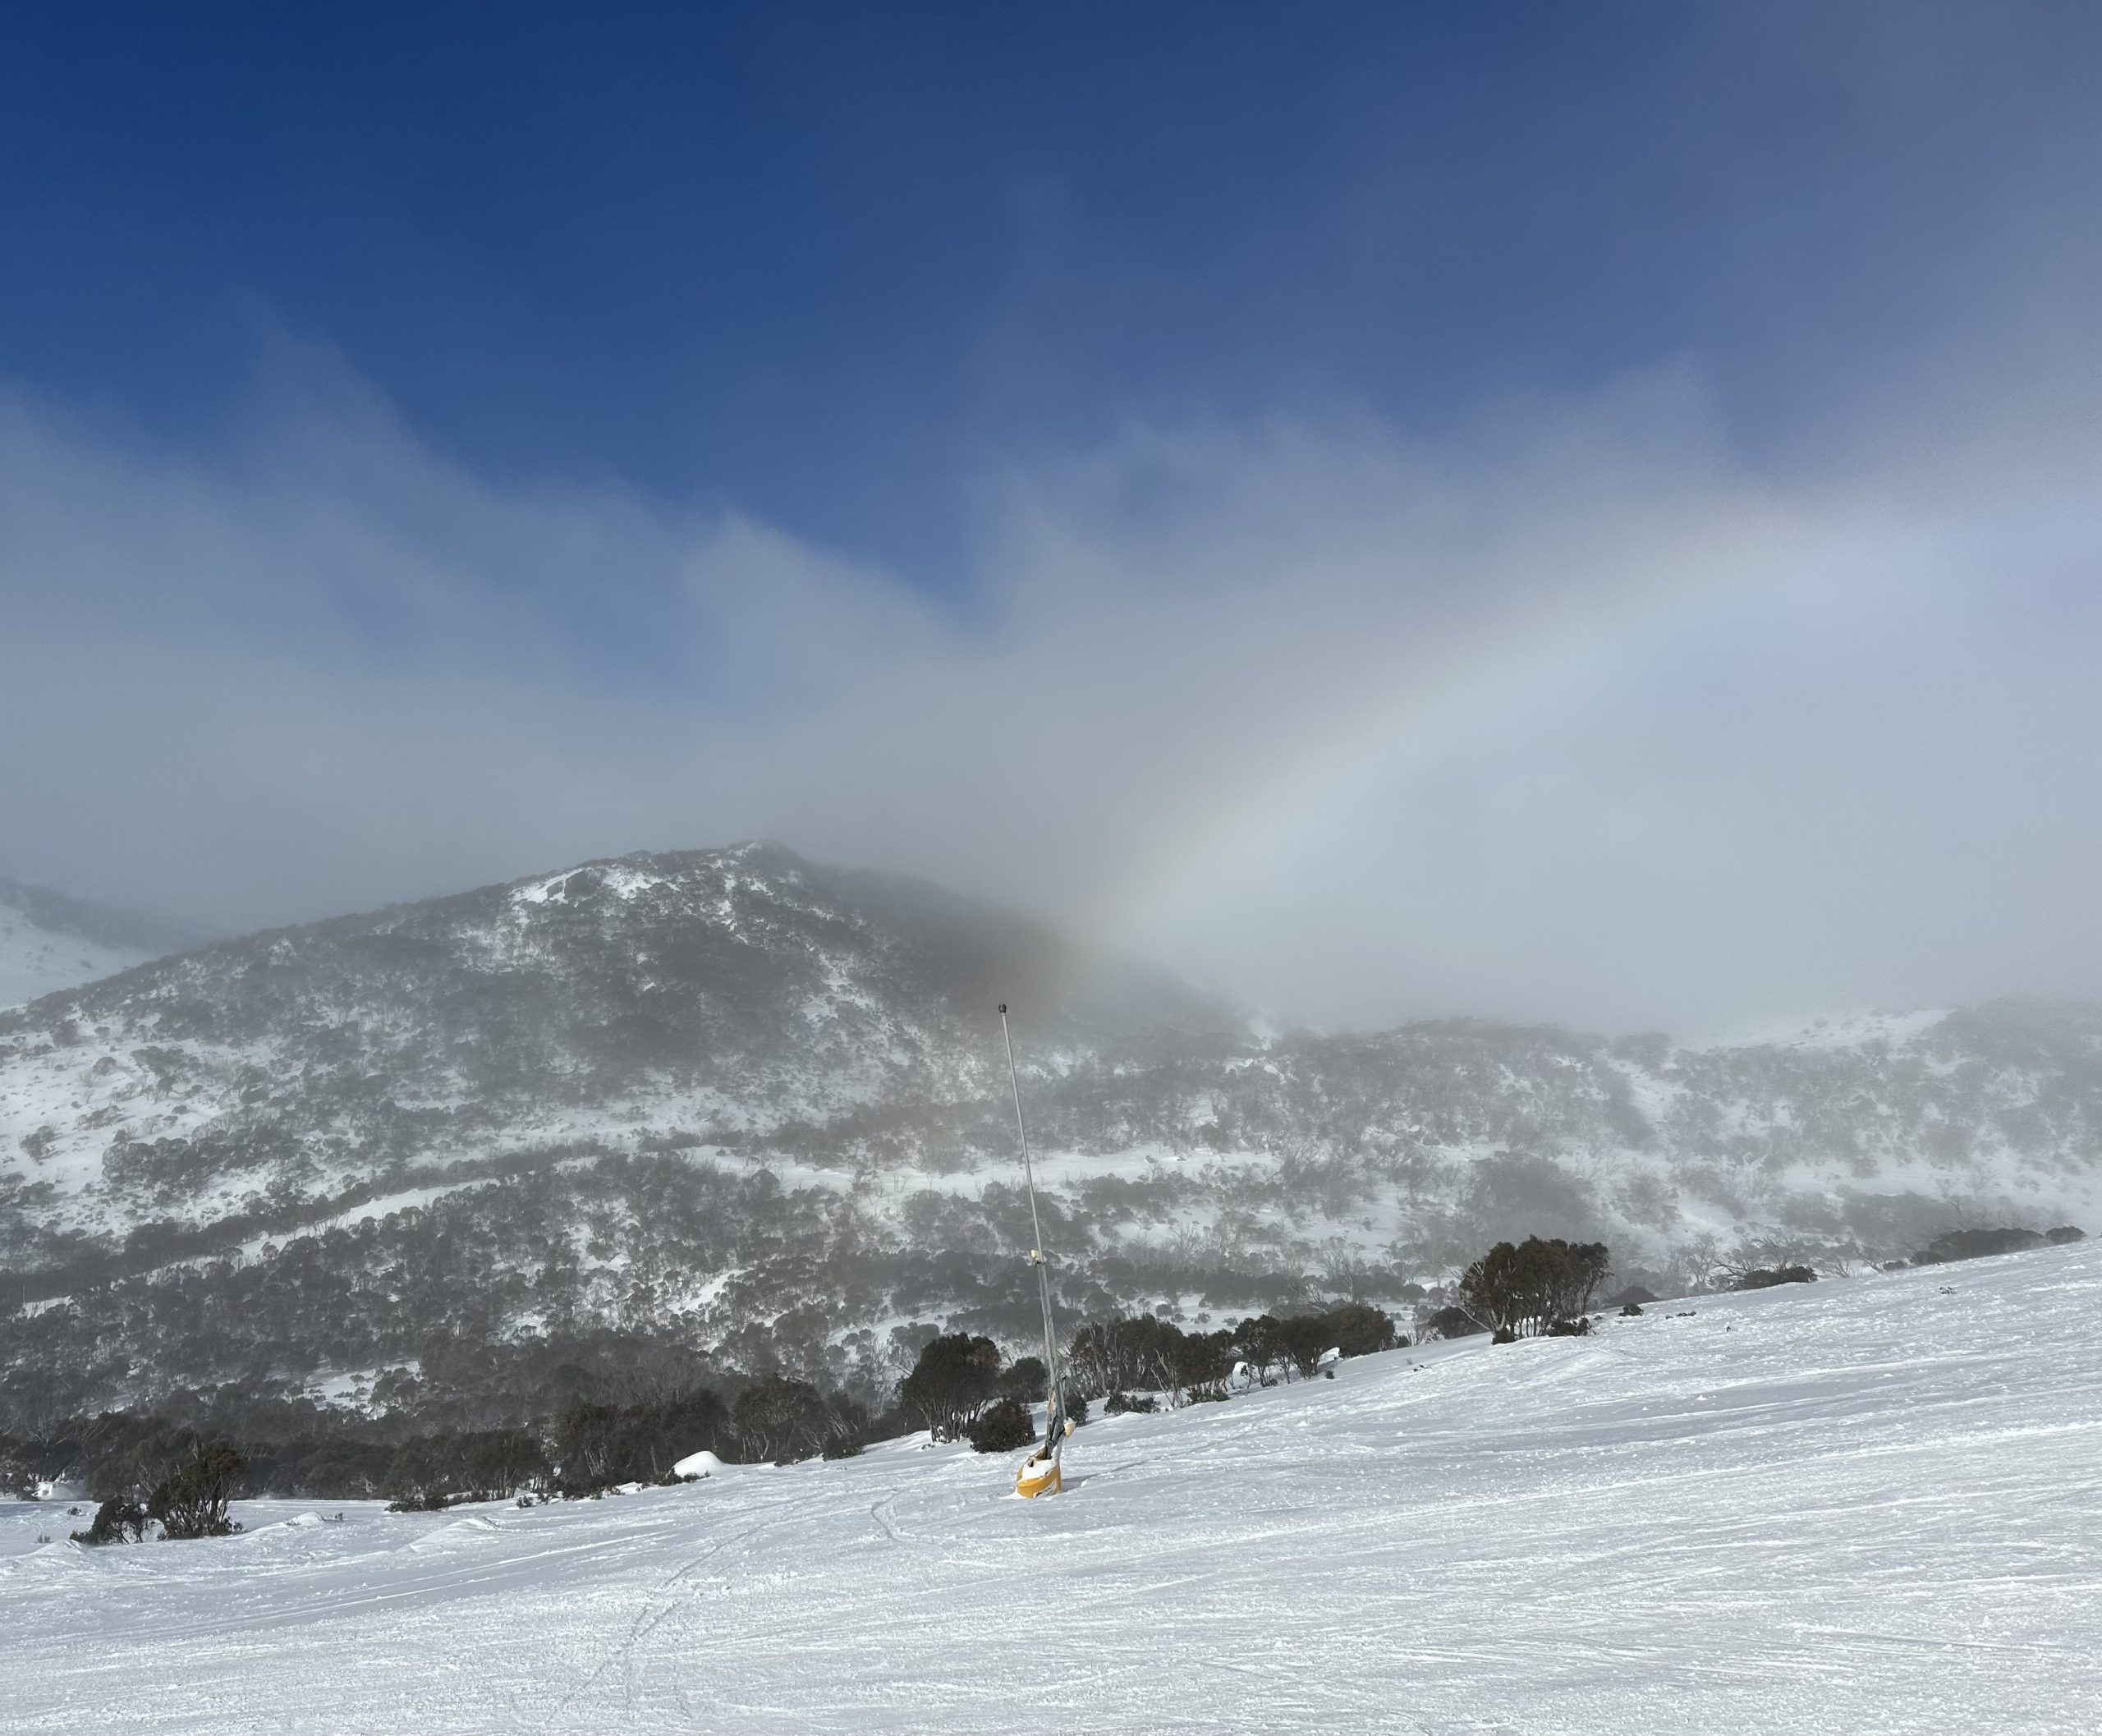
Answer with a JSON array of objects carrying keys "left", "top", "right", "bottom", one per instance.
[{"left": 1015, "top": 1452, "right": 1062, "bottom": 1498}]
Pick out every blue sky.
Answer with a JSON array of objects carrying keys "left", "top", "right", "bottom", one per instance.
[
  {"left": 8, "top": 3, "right": 2095, "bottom": 587},
  {"left": 3, "top": 5, "right": 2100, "bottom": 1031}
]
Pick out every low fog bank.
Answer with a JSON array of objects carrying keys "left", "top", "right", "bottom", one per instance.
[{"left": 3, "top": 338, "right": 2100, "bottom": 1036}]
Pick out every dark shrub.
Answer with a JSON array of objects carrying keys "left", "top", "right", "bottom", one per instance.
[
  {"left": 148, "top": 1438, "right": 245, "bottom": 1539},
  {"left": 1544, "top": 1316, "right": 1591, "bottom": 1337},
  {"left": 1619, "top": 1302, "right": 1644, "bottom": 1317},
  {"left": 0, "top": 1451, "right": 34, "bottom": 1502},
  {"left": 552, "top": 1401, "right": 630, "bottom": 1493},
  {"left": 966, "top": 1396, "right": 1037, "bottom": 1454},
  {"left": 1104, "top": 1391, "right": 1157, "bottom": 1415},
  {"left": 1424, "top": 1306, "right": 1484, "bottom": 1341},
  {"left": 1734, "top": 1265, "right": 1816, "bottom": 1290},
  {"left": 71, "top": 1497, "right": 149, "bottom": 1545},
  {"left": 1274, "top": 1316, "right": 1336, "bottom": 1380},
  {"left": 1168, "top": 1329, "right": 1237, "bottom": 1398},
  {"left": 1912, "top": 1229, "right": 2046, "bottom": 1265},
  {"left": 1227, "top": 1315, "right": 1287, "bottom": 1383},
  {"left": 381, "top": 1439, "right": 456, "bottom": 1511},
  {"left": 1317, "top": 1302, "right": 1400, "bottom": 1359},
  {"left": 1491, "top": 1326, "right": 1517, "bottom": 1345},
  {"left": 2046, "top": 1226, "right": 2086, "bottom": 1245},
  {"left": 295, "top": 1440, "right": 397, "bottom": 1499}
]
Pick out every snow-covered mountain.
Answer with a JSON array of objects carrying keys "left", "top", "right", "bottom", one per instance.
[
  {"left": 4, "top": 1241, "right": 2096, "bottom": 1734},
  {"left": 2, "top": 841, "right": 2098, "bottom": 1425},
  {"left": 0, "top": 876, "right": 213, "bottom": 1010}
]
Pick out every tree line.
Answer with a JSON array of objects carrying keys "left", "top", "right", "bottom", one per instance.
[
  {"left": 7, "top": 1294, "right": 1427, "bottom": 1529},
  {"left": 44, "top": 1226, "right": 1934, "bottom": 1541}
]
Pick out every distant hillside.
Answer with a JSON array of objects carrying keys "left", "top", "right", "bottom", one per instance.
[
  {"left": 0, "top": 875, "right": 218, "bottom": 1010},
  {"left": 1, "top": 842, "right": 2097, "bottom": 1427}
]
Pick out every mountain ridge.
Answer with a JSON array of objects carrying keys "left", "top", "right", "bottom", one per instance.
[{"left": 2, "top": 841, "right": 2097, "bottom": 1427}]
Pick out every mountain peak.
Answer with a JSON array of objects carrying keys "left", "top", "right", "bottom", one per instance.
[{"left": 3, "top": 847, "right": 2098, "bottom": 1435}]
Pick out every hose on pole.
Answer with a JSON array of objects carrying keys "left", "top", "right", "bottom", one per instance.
[{"left": 999, "top": 1003, "right": 1067, "bottom": 1463}]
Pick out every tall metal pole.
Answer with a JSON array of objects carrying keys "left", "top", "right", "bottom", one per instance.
[{"left": 999, "top": 1003, "right": 1066, "bottom": 1460}]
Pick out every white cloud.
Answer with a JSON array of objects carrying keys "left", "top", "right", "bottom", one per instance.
[{"left": 1, "top": 346, "right": 2098, "bottom": 1035}]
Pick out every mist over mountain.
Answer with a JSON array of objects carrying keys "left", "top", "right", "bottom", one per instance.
[
  {"left": 0, "top": 875, "right": 218, "bottom": 1011},
  {"left": 2, "top": 842, "right": 2096, "bottom": 1430}
]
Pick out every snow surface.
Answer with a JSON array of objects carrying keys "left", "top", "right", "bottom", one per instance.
[
  {"left": 0, "top": 899, "right": 151, "bottom": 1010},
  {"left": 4, "top": 1245, "right": 2100, "bottom": 1734}
]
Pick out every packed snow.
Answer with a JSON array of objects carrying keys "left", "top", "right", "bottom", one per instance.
[{"left": 5, "top": 1242, "right": 2099, "bottom": 1733}]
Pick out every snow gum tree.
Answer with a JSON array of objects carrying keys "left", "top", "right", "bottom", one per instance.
[
  {"left": 1457, "top": 1238, "right": 1611, "bottom": 1338},
  {"left": 732, "top": 1375, "right": 836, "bottom": 1464},
  {"left": 897, "top": 1334, "right": 1003, "bottom": 1441},
  {"left": 146, "top": 1437, "right": 246, "bottom": 1540}
]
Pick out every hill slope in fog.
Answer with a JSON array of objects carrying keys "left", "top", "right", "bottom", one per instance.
[
  {"left": 0, "top": 876, "right": 214, "bottom": 1011},
  {"left": 2, "top": 842, "right": 2098, "bottom": 1423}
]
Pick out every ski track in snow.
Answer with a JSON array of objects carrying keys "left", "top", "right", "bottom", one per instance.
[{"left": 5, "top": 1246, "right": 2101, "bottom": 1734}]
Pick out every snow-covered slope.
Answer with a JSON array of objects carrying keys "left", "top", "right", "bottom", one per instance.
[
  {"left": 0, "top": 916, "right": 145, "bottom": 1011},
  {"left": 4, "top": 1241, "right": 2097, "bottom": 1734},
  {"left": 1683, "top": 1007, "right": 1956, "bottom": 1053},
  {"left": 0, "top": 876, "right": 211, "bottom": 1010},
  {"left": 2, "top": 843, "right": 2100, "bottom": 1426}
]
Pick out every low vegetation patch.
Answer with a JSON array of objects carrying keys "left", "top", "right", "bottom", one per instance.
[
  {"left": 1066, "top": 1302, "right": 1402, "bottom": 1403},
  {"left": 1733, "top": 1265, "right": 1817, "bottom": 1290},
  {"left": 1912, "top": 1228, "right": 2049, "bottom": 1265},
  {"left": 966, "top": 1396, "right": 1036, "bottom": 1454},
  {"left": 70, "top": 1498, "right": 149, "bottom": 1545}
]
